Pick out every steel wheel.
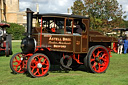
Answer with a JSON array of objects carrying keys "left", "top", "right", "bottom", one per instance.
[
  {"left": 10, "top": 52, "right": 26, "bottom": 74},
  {"left": 5, "top": 42, "right": 9, "bottom": 57},
  {"left": 84, "top": 45, "right": 110, "bottom": 73},
  {"left": 6, "top": 34, "right": 13, "bottom": 55},
  {"left": 60, "top": 55, "right": 72, "bottom": 70},
  {"left": 27, "top": 53, "right": 50, "bottom": 78}
]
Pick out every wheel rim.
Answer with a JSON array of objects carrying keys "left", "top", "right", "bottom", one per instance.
[
  {"left": 30, "top": 55, "right": 50, "bottom": 77},
  {"left": 90, "top": 47, "right": 109, "bottom": 73},
  {"left": 12, "top": 53, "right": 25, "bottom": 73}
]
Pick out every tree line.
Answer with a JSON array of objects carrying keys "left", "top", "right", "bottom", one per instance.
[{"left": 71, "top": 0, "right": 128, "bottom": 34}]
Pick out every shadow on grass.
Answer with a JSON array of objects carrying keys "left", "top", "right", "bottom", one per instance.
[
  {"left": 0, "top": 51, "right": 6, "bottom": 57},
  {"left": 10, "top": 65, "right": 89, "bottom": 78},
  {"left": 50, "top": 65, "right": 88, "bottom": 73},
  {"left": 10, "top": 71, "right": 33, "bottom": 78}
]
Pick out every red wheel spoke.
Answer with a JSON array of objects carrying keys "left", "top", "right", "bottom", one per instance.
[
  {"left": 13, "top": 60, "right": 19, "bottom": 63},
  {"left": 37, "top": 56, "right": 40, "bottom": 61},
  {"left": 13, "top": 64, "right": 19, "bottom": 67},
  {"left": 18, "top": 55, "right": 21, "bottom": 58},
  {"left": 101, "top": 63, "right": 106, "bottom": 67},
  {"left": 37, "top": 69, "right": 41, "bottom": 75},
  {"left": 98, "top": 63, "right": 101, "bottom": 70},
  {"left": 34, "top": 71, "right": 38, "bottom": 75},
  {"left": 32, "top": 60, "right": 38, "bottom": 64},
  {"left": 102, "top": 58, "right": 107, "bottom": 62},
  {"left": 14, "top": 58, "right": 21, "bottom": 63},
  {"left": 38, "top": 58, "right": 41, "bottom": 63},
  {"left": 41, "top": 68, "right": 44, "bottom": 73},
  {"left": 17, "top": 67, "right": 22, "bottom": 72},
  {"left": 99, "top": 54, "right": 106, "bottom": 60},
  {"left": 96, "top": 51, "right": 103, "bottom": 57},
  {"left": 44, "top": 67, "right": 49, "bottom": 70},
  {"left": 93, "top": 66, "right": 96, "bottom": 71},
  {"left": 15, "top": 66, "right": 18, "bottom": 71},
  {"left": 14, "top": 57, "right": 18, "bottom": 61},
  {"left": 92, "top": 53, "right": 96, "bottom": 58},
  {"left": 38, "top": 57, "right": 43, "bottom": 63},
  {"left": 31, "top": 66, "right": 37, "bottom": 73},
  {"left": 92, "top": 62, "right": 97, "bottom": 71},
  {"left": 91, "top": 59, "right": 95, "bottom": 62},
  {"left": 45, "top": 63, "right": 49, "bottom": 66},
  {"left": 92, "top": 62, "right": 96, "bottom": 68},
  {"left": 13, "top": 61, "right": 17, "bottom": 63},
  {"left": 34, "top": 68, "right": 39, "bottom": 75},
  {"left": 41, "top": 59, "right": 46, "bottom": 65}
]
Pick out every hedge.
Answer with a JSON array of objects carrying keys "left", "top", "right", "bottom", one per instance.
[{"left": 6, "top": 23, "right": 25, "bottom": 40}]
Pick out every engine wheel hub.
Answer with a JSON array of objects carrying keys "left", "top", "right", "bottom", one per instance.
[{"left": 37, "top": 63, "right": 42, "bottom": 68}]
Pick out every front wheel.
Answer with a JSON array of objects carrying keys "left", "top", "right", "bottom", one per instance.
[
  {"left": 10, "top": 52, "right": 26, "bottom": 74},
  {"left": 27, "top": 53, "right": 50, "bottom": 78},
  {"left": 84, "top": 45, "right": 110, "bottom": 73}
]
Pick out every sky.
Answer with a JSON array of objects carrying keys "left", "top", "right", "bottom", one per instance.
[{"left": 19, "top": 0, "right": 128, "bottom": 19}]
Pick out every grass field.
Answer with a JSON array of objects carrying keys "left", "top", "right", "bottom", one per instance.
[{"left": 0, "top": 42, "right": 128, "bottom": 85}]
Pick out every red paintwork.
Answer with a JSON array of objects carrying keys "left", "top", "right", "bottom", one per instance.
[
  {"left": 72, "top": 54, "right": 83, "bottom": 64},
  {"left": 0, "top": 23, "right": 10, "bottom": 28},
  {"left": 46, "top": 47, "right": 50, "bottom": 51},
  {"left": 12, "top": 53, "right": 33, "bottom": 73},
  {"left": 0, "top": 42, "right": 6, "bottom": 51},
  {"left": 3, "top": 42, "right": 6, "bottom": 47},
  {"left": 0, "top": 48, "right": 5, "bottom": 51},
  {"left": 90, "top": 47, "right": 109, "bottom": 73},
  {"left": 113, "top": 43, "right": 118, "bottom": 53},
  {"left": 35, "top": 47, "right": 44, "bottom": 52},
  {"left": 107, "top": 48, "right": 112, "bottom": 57},
  {"left": 12, "top": 53, "right": 26, "bottom": 73},
  {"left": 30, "top": 54, "right": 50, "bottom": 77}
]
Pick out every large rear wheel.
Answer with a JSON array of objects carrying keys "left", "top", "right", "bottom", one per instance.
[
  {"left": 27, "top": 53, "right": 50, "bottom": 78},
  {"left": 84, "top": 45, "right": 110, "bottom": 73}
]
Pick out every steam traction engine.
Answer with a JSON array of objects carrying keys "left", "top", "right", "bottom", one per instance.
[
  {"left": 0, "top": 23, "right": 12, "bottom": 57},
  {"left": 10, "top": 8, "right": 117, "bottom": 78}
]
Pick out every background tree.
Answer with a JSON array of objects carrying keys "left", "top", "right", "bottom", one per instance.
[
  {"left": 71, "top": 0, "right": 85, "bottom": 16},
  {"left": 71, "top": 0, "right": 127, "bottom": 34}
]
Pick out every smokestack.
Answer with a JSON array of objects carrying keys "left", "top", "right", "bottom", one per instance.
[{"left": 26, "top": 8, "right": 34, "bottom": 37}]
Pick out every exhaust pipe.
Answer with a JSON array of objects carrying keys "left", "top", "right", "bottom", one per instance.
[{"left": 26, "top": 8, "right": 34, "bottom": 37}]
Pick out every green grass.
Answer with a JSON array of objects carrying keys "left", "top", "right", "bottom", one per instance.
[{"left": 0, "top": 42, "right": 128, "bottom": 85}]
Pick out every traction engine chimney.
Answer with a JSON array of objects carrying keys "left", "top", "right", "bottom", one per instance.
[{"left": 26, "top": 8, "right": 34, "bottom": 37}]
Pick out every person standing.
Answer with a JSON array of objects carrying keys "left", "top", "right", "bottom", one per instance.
[
  {"left": 124, "top": 37, "right": 128, "bottom": 54},
  {"left": 118, "top": 37, "right": 124, "bottom": 54}
]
